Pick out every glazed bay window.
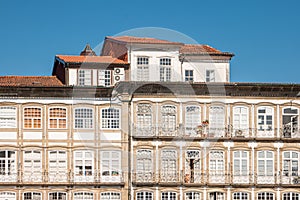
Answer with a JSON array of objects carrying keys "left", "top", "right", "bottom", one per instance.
[
  {"left": 101, "top": 192, "right": 121, "bottom": 200},
  {"left": 0, "top": 150, "right": 16, "bottom": 182},
  {"left": 136, "top": 149, "right": 153, "bottom": 182},
  {"left": 78, "top": 69, "right": 92, "bottom": 86},
  {"left": 23, "top": 192, "right": 42, "bottom": 200},
  {"left": 233, "top": 151, "right": 249, "bottom": 183},
  {"left": 137, "top": 192, "right": 153, "bottom": 200},
  {"left": 101, "top": 151, "right": 121, "bottom": 182},
  {"left": 257, "top": 106, "right": 274, "bottom": 137},
  {"left": 209, "top": 150, "right": 225, "bottom": 183},
  {"left": 136, "top": 104, "right": 153, "bottom": 136},
  {"left": 233, "top": 106, "right": 249, "bottom": 136},
  {"left": 101, "top": 108, "right": 120, "bottom": 129},
  {"left": 74, "top": 108, "right": 93, "bottom": 129},
  {"left": 98, "top": 69, "right": 111, "bottom": 87},
  {"left": 48, "top": 150, "right": 67, "bottom": 182},
  {"left": 73, "top": 192, "right": 94, "bottom": 200},
  {"left": 23, "top": 107, "right": 41, "bottom": 129},
  {"left": 257, "top": 151, "right": 274, "bottom": 184},
  {"left": 0, "top": 106, "right": 16, "bottom": 128},
  {"left": 160, "top": 58, "right": 171, "bottom": 82},
  {"left": 185, "top": 70, "right": 194, "bottom": 82},
  {"left": 74, "top": 151, "right": 94, "bottom": 182},
  {"left": 137, "top": 57, "right": 149, "bottom": 81},
  {"left": 0, "top": 192, "right": 16, "bottom": 199},
  {"left": 185, "top": 192, "right": 201, "bottom": 200},
  {"left": 185, "top": 106, "right": 201, "bottom": 136},
  {"left": 49, "top": 107, "right": 67, "bottom": 129},
  {"left": 49, "top": 192, "right": 67, "bottom": 200},
  {"left": 23, "top": 150, "right": 42, "bottom": 182},
  {"left": 161, "top": 192, "right": 177, "bottom": 200},
  {"left": 206, "top": 69, "right": 215, "bottom": 82},
  {"left": 161, "top": 149, "right": 177, "bottom": 182}
]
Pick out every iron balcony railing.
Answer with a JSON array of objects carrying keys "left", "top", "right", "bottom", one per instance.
[{"left": 132, "top": 125, "right": 300, "bottom": 139}]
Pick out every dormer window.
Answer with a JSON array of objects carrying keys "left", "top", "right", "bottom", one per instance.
[
  {"left": 160, "top": 58, "right": 171, "bottom": 82},
  {"left": 78, "top": 69, "right": 92, "bottom": 86}
]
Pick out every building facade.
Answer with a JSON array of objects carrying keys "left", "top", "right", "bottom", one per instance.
[{"left": 0, "top": 36, "right": 299, "bottom": 200}]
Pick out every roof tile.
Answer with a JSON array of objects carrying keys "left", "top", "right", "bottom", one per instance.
[
  {"left": 56, "top": 55, "right": 128, "bottom": 64},
  {"left": 106, "top": 36, "right": 183, "bottom": 45},
  {"left": 0, "top": 76, "right": 63, "bottom": 86}
]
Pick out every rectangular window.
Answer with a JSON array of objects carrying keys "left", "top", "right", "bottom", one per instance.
[
  {"left": 98, "top": 70, "right": 111, "bottom": 87},
  {"left": 209, "top": 106, "right": 225, "bottom": 136},
  {"left": 74, "top": 108, "right": 93, "bottom": 129},
  {"left": 49, "top": 108, "right": 67, "bottom": 129},
  {"left": 0, "top": 192, "right": 16, "bottom": 200},
  {"left": 161, "top": 192, "right": 176, "bottom": 200},
  {"left": 161, "top": 105, "right": 177, "bottom": 134},
  {"left": 283, "top": 151, "right": 299, "bottom": 176},
  {"left": 23, "top": 192, "right": 42, "bottom": 200},
  {"left": 209, "top": 151, "right": 224, "bottom": 174},
  {"left": 49, "top": 192, "right": 67, "bottom": 200},
  {"left": 101, "top": 151, "right": 121, "bottom": 177},
  {"left": 137, "top": 192, "right": 153, "bottom": 200},
  {"left": 258, "top": 192, "right": 274, "bottom": 200},
  {"left": 137, "top": 57, "right": 149, "bottom": 81},
  {"left": 0, "top": 107, "right": 16, "bottom": 128},
  {"left": 23, "top": 150, "right": 42, "bottom": 182},
  {"left": 74, "top": 151, "right": 93, "bottom": 178},
  {"left": 257, "top": 107, "right": 273, "bottom": 131},
  {"left": 233, "top": 192, "right": 249, "bottom": 200},
  {"left": 161, "top": 150, "right": 177, "bottom": 181},
  {"left": 185, "top": 192, "right": 201, "bottom": 200},
  {"left": 233, "top": 151, "right": 248, "bottom": 176},
  {"left": 206, "top": 70, "right": 215, "bottom": 82},
  {"left": 185, "top": 106, "right": 201, "bottom": 135},
  {"left": 0, "top": 151, "right": 16, "bottom": 177},
  {"left": 73, "top": 192, "right": 94, "bottom": 200},
  {"left": 24, "top": 107, "right": 41, "bottom": 129},
  {"left": 48, "top": 150, "right": 67, "bottom": 182},
  {"left": 160, "top": 58, "right": 171, "bottom": 82},
  {"left": 136, "top": 149, "right": 152, "bottom": 182},
  {"left": 78, "top": 69, "right": 92, "bottom": 86},
  {"left": 257, "top": 151, "right": 273, "bottom": 176},
  {"left": 185, "top": 70, "right": 194, "bottom": 82},
  {"left": 101, "top": 192, "right": 121, "bottom": 200},
  {"left": 101, "top": 108, "right": 120, "bottom": 129}
]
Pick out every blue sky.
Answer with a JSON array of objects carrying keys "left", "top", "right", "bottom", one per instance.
[{"left": 0, "top": 0, "right": 299, "bottom": 83}]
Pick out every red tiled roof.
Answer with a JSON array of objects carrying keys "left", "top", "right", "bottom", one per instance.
[
  {"left": 180, "top": 44, "right": 223, "bottom": 54},
  {"left": 56, "top": 55, "right": 128, "bottom": 64},
  {"left": 0, "top": 76, "right": 64, "bottom": 86},
  {"left": 106, "top": 36, "right": 183, "bottom": 45}
]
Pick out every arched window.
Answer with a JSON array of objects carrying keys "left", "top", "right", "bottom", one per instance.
[
  {"left": 136, "top": 149, "right": 153, "bottom": 182},
  {"left": 257, "top": 192, "right": 274, "bottom": 200},
  {"left": 161, "top": 105, "right": 177, "bottom": 135},
  {"left": 185, "top": 192, "right": 201, "bottom": 200},
  {"left": 209, "top": 106, "right": 225, "bottom": 137},
  {"left": 23, "top": 192, "right": 42, "bottom": 200},
  {"left": 283, "top": 192, "right": 300, "bottom": 200},
  {"left": 233, "top": 151, "right": 249, "bottom": 183},
  {"left": 48, "top": 150, "right": 67, "bottom": 182},
  {"left": 233, "top": 192, "right": 249, "bottom": 200},
  {"left": 136, "top": 104, "right": 153, "bottom": 136},
  {"left": 161, "top": 149, "right": 177, "bottom": 182},
  {"left": 137, "top": 191, "right": 153, "bottom": 200},
  {"left": 49, "top": 107, "right": 67, "bottom": 129},
  {"left": 49, "top": 192, "right": 67, "bottom": 200},
  {"left": 185, "top": 106, "right": 201, "bottom": 135},
  {"left": 0, "top": 192, "right": 16, "bottom": 200},
  {"left": 282, "top": 107, "right": 299, "bottom": 138},
  {"left": 257, "top": 107, "right": 274, "bottom": 137},
  {"left": 73, "top": 192, "right": 94, "bottom": 200},
  {"left": 185, "top": 150, "right": 201, "bottom": 183},
  {"left": 0, "top": 106, "right": 16, "bottom": 128},
  {"left": 283, "top": 151, "right": 299, "bottom": 177},
  {"left": 161, "top": 192, "right": 177, "bottom": 200},
  {"left": 233, "top": 106, "right": 249, "bottom": 136},
  {"left": 24, "top": 107, "right": 42, "bottom": 129}
]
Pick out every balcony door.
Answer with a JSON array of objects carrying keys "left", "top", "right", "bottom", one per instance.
[{"left": 282, "top": 107, "right": 299, "bottom": 138}]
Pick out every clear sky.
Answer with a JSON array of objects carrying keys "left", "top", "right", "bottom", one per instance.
[{"left": 0, "top": 0, "right": 299, "bottom": 83}]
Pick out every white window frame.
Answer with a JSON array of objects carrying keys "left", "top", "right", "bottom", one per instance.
[
  {"left": 23, "top": 107, "right": 42, "bottom": 129},
  {"left": 0, "top": 192, "right": 16, "bottom": 200},
  {"left": 257, "top": 151, "right": 274, "bottom": 176},
  {"left": 233, "top": 106, "right": 249, "bottom": 133},
  {"left": 233, "top": 151, "right": 249, "bottom": 176},
  {"left": 185, "top": 106, "right": 201, "bottom": 135},
  {"left": 73, "top": 192, "right": 94, "bottom": 200},
  {"left": 101, "top": 151, "right": 121, "bottom": 178},
  {"left": 100, "top": 192, "right": 121, "bottom": 200},
  {"left": 136, "top": 149, "right": 152, "bottom": 173},
  {"left": 282, "top": 107, "right": 299, "bottom": 137},
  {"left": 23, "top": 192, "right": 42, "bottom": 200},
  {"left": 161, "top": 192, "right": 177, "bottom": 200},
  {"left": 0, "top": 150, "right": 16, "bottom": 177},
  {"left": 136, "top": 191, "right": 153, "bottom": 200},
  {"left": 257, "top": 192, "right": 274, "bottom": 200},
  {"left": 78, "top": 69, "right": 92, "bottom": 86},
  {"left": 209, "top": 106, "right": 225, "bottom": 135},
  {"left": 283, "top": 151, "right": 299, "bottom": 177},
  {"left": 23, "top": 150, "right": 42, "bottom": 182},
  {"left": 136, "top": 104, "right": 152, "bottom": 135},
  {"left": 283, "top": 192, "right": 300, "bottom": 200},
  {"left": 233, "top": 192, "right": 249, "bottom": 200},
  {"left": 48, "top": 150, "right": 67, "bottom": 182},
  {"left": 209, "top": 150, "right": 224, "bottom": 175},
  {"left": 185, "top": 192, "right": 201, "bottom": 200},
  {"left": 74, "top": 150, "right": 94, "bottom": 181},
  {"left": 185, "top": 70, "right": 194, "bottom": 82},
  {"left": 161, "top": 105, "right": 177, "bottom": 133},
  {"left": 101, "top": 108, "right": 120, "bottom": 129},
  {"left": 0, "top": 106, "right": 17, "bottom": 128},
  {"left": 209, "top": 192, "right": 225, "bottom": 200},
  {"left": 48, "top": 192, "right": 67, "bottom": 200},
  {"left": 185, "top": 150, "right": 201, "bottom": 183},
  {"left": 160, "top": 58, "right": 172, "bottom": 82},
  {"left": 257, "top": 106, "right": 274, "bottom": 131},
  {"left": 98, "top": 69, "right": 111, "bottom": 87},
  {"left": 161, "top": 149, "right": 177, "bottom": 178},
  {"left": 137, "top": 57, "right": 149, "bottom": 81},
  {"left": 74, "top": 108, "right": 94, "bottom": 129},
  {"left": 48, "top": 107, "right": 67, "bottom": 129},
  {"left": 206, "top": 69, "right": 215, "bottom": 82}
]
